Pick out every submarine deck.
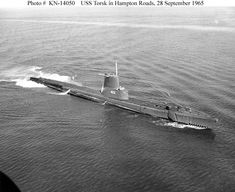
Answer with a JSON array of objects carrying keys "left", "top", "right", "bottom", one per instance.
[{"left": 30, "top": 77, "right": 217, "bottom": 128}]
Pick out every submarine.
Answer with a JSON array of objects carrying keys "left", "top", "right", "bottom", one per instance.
[{"left": 30, "top": 62, "right": 217, "bottom": 128}]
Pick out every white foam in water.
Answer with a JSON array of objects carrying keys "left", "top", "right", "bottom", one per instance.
[
  {"left": 164, "top": 122, "right": 206, "bottom": 130},
  {"left": 38, "top": 71, "right": 71, "bottom": 82},
  {"left": 0, "top": 66, "right": 81, "bottom": 88},
  {"left": 15, "top": 78, "right": 46, "bottom": 88},
  {"left": 48, "top": 89, "right": 70, "bottom": 96},
  {"left": 152, "top": 119, "right": 206, "bottom": 130}
]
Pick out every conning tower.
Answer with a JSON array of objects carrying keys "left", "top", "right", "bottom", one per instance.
[{"left": 100, "top": 61, "right": 129, "bottom": 100}]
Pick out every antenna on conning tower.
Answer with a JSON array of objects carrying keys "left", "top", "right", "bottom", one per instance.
[{"left": 115, "top": 60, "right": 118, "bottom": 76}]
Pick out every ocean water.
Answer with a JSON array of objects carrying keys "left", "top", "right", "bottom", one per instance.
[{"left": 0, "top": 7, "right": 235, "bottom": 192}]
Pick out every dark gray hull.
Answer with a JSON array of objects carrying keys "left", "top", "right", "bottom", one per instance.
[{"left": 30, "top": 77, "right": 218, "bottom": 128}]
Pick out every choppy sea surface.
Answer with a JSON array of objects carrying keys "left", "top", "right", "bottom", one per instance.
[{"left": 0, "top": 7, "right": 235, "bottom": 192}]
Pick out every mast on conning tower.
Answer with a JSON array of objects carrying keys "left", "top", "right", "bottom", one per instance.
[{"left": 115, "top": 60, "right": 118, "bottom": 76}]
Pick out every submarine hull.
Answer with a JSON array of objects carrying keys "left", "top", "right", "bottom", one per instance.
[{"left": 30, "top": 77, "right": 217, "bottom": 128}]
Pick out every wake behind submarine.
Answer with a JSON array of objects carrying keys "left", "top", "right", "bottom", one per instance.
[{"left": 30, "top": 62, "right": 218, "bottom": 128}]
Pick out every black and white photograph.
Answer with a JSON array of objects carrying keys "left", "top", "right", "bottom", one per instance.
[{"left": 0, "top": 0, "right": 235, "bottom": 191}]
